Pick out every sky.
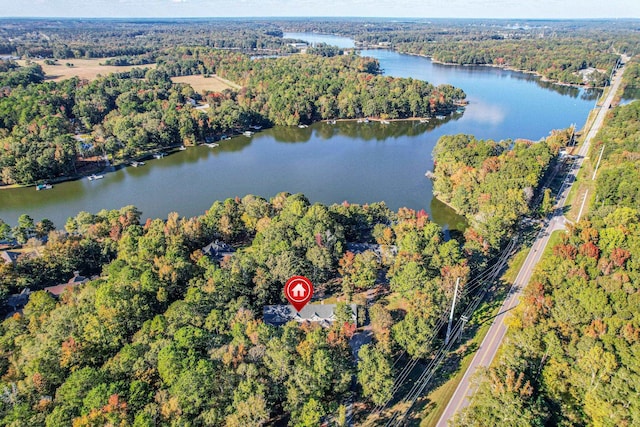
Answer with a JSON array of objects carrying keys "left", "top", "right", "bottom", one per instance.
[{"left": 0, "top": 0, "right": 638, "bottom": 19}]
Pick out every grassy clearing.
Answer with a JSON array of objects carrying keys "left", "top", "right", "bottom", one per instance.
[
  {"left": 542, "top": 230, "right": 564, "bottom": 259},
  {"left": 18, "top": 58, "right": 156, "bottom": 82},
  {"left": 171, "top": 74, "right": 241, "bottom": 93},
  {"left": 385, "top": 292, "right": 410, "bottom": 312}
]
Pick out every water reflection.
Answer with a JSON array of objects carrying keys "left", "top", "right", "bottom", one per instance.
[
  {"left": 430, "top": 197, "right": 468, "bottom": 232},
  {"left": 463, "top": 100, "right": 506, "bottom": 126}
]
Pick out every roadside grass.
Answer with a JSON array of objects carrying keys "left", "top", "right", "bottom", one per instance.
[
  {"left": 541, "top": 230, "right": 564, "bottom": 259},
  {"left": 18, "top": 58, "right": 156, "bottom": 82}
]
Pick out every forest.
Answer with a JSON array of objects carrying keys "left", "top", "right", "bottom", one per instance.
[
  {"left": 430, "top": 130, "right": 571, "bottom": 247},
  {"left": 453, "top": 64, "right": 640, "bottom": 426},
  {"left": 0, "top": 48, "right": 464, "bottom": 185},
  {"left": 281, "top": 18, "right": 638, "bottom": 86},
  {"left": 0, "top": 192, "right": 477, "bottom": 426}
]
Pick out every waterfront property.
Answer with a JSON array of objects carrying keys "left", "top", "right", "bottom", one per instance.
[
  {"left": 263, "top": 303, "right": 357, "bottom": 327},
  {"left": 201, "top": 240, "right": 235, "bottom": 261}
]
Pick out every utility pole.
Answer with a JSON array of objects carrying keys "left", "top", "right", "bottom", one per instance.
[{"left": 445, "top": 277, "right": 460, "bottom": 345}]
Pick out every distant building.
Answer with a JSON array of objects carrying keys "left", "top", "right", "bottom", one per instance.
[
  {"left": 0, "top": 251, "right": 21, "bottom": 265},
  {"left": 202, "top": 240, "right": 235, "bottom": 261},
  {"left": 44, "top": 271, "right": 89, "bottom": 297},
  {"left": 288, "top": 42, "right": 308, "bottom": 49},
  {"left": 263, "top": 303, "right": 357, "bottom": 328}
]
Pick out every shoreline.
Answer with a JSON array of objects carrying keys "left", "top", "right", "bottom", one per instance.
[
  {"left": 0, "top": 144, "right": 189, "bottom": 191},
  {"left": 396, "top": 51, "right": 604, "bottom": 90},
  {"left": 0, "top": 115, "right": 459, "bottom": 190}
]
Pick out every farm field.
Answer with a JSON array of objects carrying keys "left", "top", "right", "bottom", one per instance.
[
  {"left": 171, "top": 74, "right": 241, "bottom": 93},
  {"left": 17, "top": 58, "right": 156, "bottom": 81}
]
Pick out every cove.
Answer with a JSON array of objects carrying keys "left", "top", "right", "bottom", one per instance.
[{"left": 0, "top": 33, "right": 600, "bottom": 231}]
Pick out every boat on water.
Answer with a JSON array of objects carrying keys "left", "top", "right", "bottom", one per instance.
[
  {"left": 363, "top": 118, "right": 370, "bottom": 123},
  {"left": 327, "top": 120, "right": 336, "bottom": 124},
  {"left": 420, "top": 118, "right": 430, "bottom": 123},
  {"left": 380, "top": 120, "right": 390, "bottom": 124},
  {"left": 36, "top": 183, "right": 52, "bottom": 191},
  {"left": 243, "top": 131, "right": 254, "bottom": 137},
  {"left": 179, "top": 146, "right": 187, "bottom": 151},
  {"left": 435, "top": 115, "right": 446, "bottom": 120},
  {"left": 87, "top": 174, "right": 104, "bottom": 181},
  {"left": 297, "top": 124, "right": 308, "bottom": 128},
  {"left": 131, "top": 161, "right": 145, "bottom": 167},
  {"left": 153, "top": 152, "right": 166, "bottom": 159},
  {"left": 357, "top": 119, "right": 363, "bottom": 123},
  {"left": 205, "top": 142, "right": 219, "bottom": 148}
]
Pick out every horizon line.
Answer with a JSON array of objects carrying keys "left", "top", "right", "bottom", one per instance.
[{"left": 1, "top": 16, "right": 639, "bottom": 21}]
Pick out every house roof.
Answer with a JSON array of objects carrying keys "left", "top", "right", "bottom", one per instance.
[
  {"left": 6, "top": 288, "right": 31, "bottom": 309},
  {"left": 0, "top": 251, "right": 20, "bottom": 265},
  {"left": 69, "top": 274, "right": 88, "bottom": 284},
  {"left": 45, "top": 273, "right": 89, "bottom": 297},
  {"left": 202, "top": 240, "right": 235, "bottom": 260},
  {"left": 44, "top": 284, "right": 74, "bottom": 297},
  {"left": 263, "top": 303, "right": 356, "bottom": 327}
]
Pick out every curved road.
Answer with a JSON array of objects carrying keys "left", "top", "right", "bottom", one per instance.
[{"left": 435, "top": 57, "right": 627, "bottom": 427}]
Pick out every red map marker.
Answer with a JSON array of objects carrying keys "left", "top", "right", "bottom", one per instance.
[{"left": 284, "top": 276, "right": 314, "bottom": 312}]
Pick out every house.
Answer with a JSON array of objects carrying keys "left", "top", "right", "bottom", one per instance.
[
  {"left": 263, "top": 303, "right": 357, "bottom": 328},
  {"left": 5, "top": 288, "right": 31, "bottom": 317},
  {"left": 44, "top": 271, "right": 89, "bottom": 297},
  {"left": 201, "top": 240, "right": 235, "bottom": 261},
  {"left": 0, "top": 251, "right": 21, "bottom": 265}
]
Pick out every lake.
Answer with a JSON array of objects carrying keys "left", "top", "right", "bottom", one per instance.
[{"left": 0, "top": 33, "right": 600, "bottom": 230}]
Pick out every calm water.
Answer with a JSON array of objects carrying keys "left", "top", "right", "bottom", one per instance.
[{"left": 0, "top": 34, "right": 600, "bottom": 229}]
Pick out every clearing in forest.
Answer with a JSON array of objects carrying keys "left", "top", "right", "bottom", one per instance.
[
  {"left": 171, "top": 74, "right": 241, "bottom": 93},
  {"left": 17, "top": 58, "right": 156, "bottom": 81}
]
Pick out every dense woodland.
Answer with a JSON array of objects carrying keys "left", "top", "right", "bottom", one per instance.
[
  {"left": 281, "top": 19, "right": 639, "bottom": 86},
  {"left": 454, "top": 65, "right": 640, "bottom": 426},
  {"left": 0, "top": 48, "right": 464, "bottom": 185},
  {"left": 0, "top": 193, "right": 476, "bottom": 426},
  {"left": 430, "top": 130, "right": 572, "bottom": 247}
]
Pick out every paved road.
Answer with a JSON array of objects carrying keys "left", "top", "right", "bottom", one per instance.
[{"left": 435, "top": 58, "right": 627, "bottom": 427}]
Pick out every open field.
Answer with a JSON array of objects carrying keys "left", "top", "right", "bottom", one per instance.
[
  {"left": 17, "top": 58, "right": 156, "bottom": 82},
  {"left": 171, "top": 74, "right": 241, "bottom": 93}
]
